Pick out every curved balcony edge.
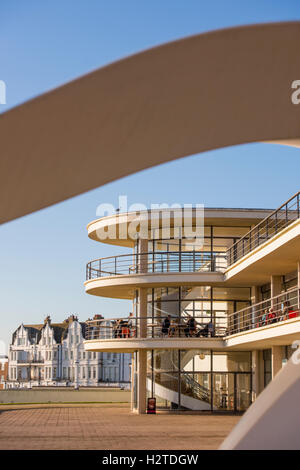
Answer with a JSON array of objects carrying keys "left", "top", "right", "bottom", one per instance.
[
  {"left": 84, "top": 271, "right": 225, "bottom": 299},
  {"left": 83, "top": 337, "right": 226, "bottom": 353}
]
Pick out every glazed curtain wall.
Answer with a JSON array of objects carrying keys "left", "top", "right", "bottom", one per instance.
[
  {"left": 134, "top": 226, "right": 251, "bottom": 273},
  {"left": 146, "top": 349, "right": 252, "bottom": 412},
  {"left": 146, "top": 226, "right": 251, "bottom": 253},
  {"left": 141, "top": 286, "right": 251, "bottom": 336}
]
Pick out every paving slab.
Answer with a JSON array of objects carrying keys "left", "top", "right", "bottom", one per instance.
[{"left": 0, "top": 404, "right": 240, "bottom": 450}]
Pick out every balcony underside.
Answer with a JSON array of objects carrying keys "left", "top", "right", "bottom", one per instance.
[
  {"left": 87, "top": 209, "right": 271, "bottom": 246},
  {"left": 84, "top": 337, "right": 225, "bottom": 353},
  {"left": 84, "top": 271, "right": 225, "bottom": 299}
]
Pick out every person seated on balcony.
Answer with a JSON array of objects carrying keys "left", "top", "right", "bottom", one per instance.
[
  {"left": 208, "top": 321, "right": 215, "bottom": 337},
  {"left": 267, "top": 307, "right": 277, "bottom": 324},
  {"left": 168, "top": 317, "right": 180, "bottom": 337},
  {"left": 114, "top": 320, "right": 123, "bottom": 338},
  {"left": 261, "top": 309, "right": 268, "bottom": 326},
  {"left": 197, "top": 321, "right": 215, "bottom": 337},
  {"left": 184, "top": 316, "right": 197, "bottom": 337},
  {"left": 279, "top": 301, "right": 290, "bottom": 322},
  {"left": 161, "top": 315, "right": 171, "bottom": 336}
]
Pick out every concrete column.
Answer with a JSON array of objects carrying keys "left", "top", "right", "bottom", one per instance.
[
  {"left": 251, "top": 286, "right": 260, "bottom": 304},
  {"left": 136, "top": 240, "right": 149, "bottom": 414},
  {"left": 138, "top": 288, "right": 148, "bottom": 338},
  {"left": 137, "top": 350, "right": 147, "bottom": 414},
  {"left": 130, "top": 353, "right": 135, "bottom": 411},
  {"left": 271, "top": 275, "right": 281, "bottom": 308},
  {"left": 272, "top": 346, "right": 284, "bottom": 378},
  {"left": 251, "top": 286, "right": 261, "bottom": 327},
  {"left": 252, "top": 350, "right": 263, "bottom": 399},
  {"left": 138, "top": 238, "right": 148, "bottom": 273}
]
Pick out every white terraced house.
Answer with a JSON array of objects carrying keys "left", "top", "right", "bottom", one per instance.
[
  {"left": 7, "top": 314, "right": 131, "bottom": 389},
  {"left": 83, "top": 191, "right": 300, "bottom": 414}
]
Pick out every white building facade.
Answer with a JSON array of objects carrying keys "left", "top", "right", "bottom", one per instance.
[
  {"left": 7, "top": 315, "right": 131, "bottom": 389},
  {"left": 83, "top": 191, "right": 300, "bottom": 414}
]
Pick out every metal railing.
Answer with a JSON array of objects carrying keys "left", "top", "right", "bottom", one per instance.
[
  {"left": 86, "top": 251, "right": 227, "bottom": 280},
  {"left": 86, "top": 288, "right": 300, "bottom": 341},
  {"left": 181, "top": 373, "right": 211, "bottom": 403},
  {"left": 227, "top": 287, "right": 300, "bottom": 336},
  {"left": 226, "top": 191, "right": 300, "bottom": 266},
  {"left": 85, "top": 314, "right": 227, "bottom": 340},
  {"left": 153, "top": 370, "right": 211, "bottom": 404}
]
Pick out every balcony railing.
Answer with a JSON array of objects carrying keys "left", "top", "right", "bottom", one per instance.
[
  {"left": 86, "top": 288, "right": 300, "bottom": 342},
  {"left": 226, "top": 191, "right": 300, "bottom": 266},
  {"left": 86, "top": 251, "right": 227, "bottom": 280},
  {"left": 85, "top": 314, "right": 227, "bottom": 340},
  {"left": 227, "top": 287, "right": 300, "bottom": 336}
]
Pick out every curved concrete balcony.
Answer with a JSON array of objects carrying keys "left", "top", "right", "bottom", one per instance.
[
  {"left": 84, "top": 337, "right": 226, "bottom": 353},
  {"left": 83, "top": 316, "right": 227, "bottom": 352},
  {"left": 85, "top": 251, "right": 227, "bottom": 298},
  {"left": 226, "top": 191, "right": 300, "bottom": 266},
  {"left": 226, "top": 287, "right": 300, "bottom": 349}
]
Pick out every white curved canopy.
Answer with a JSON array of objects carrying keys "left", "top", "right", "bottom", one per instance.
[{"left": 0, "top": 22, "right": 300, "bottom": 224}]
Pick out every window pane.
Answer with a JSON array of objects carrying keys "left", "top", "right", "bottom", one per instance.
[
  {"left": 213, "top": 352, "right": 251, "bottom": 372},
  {"left": 180, "top": 350, "right": 211, "bottom": 372}
]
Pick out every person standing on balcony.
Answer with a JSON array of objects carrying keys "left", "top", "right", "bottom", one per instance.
[
  {"left": 261, "top": 309, "right": 268, "bottom": 326},
  {"left": 127, "top": 312, "right": 135, "bottom": 337}
]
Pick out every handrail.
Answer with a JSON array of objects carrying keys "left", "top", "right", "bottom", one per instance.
[
  {"left": 85, "top": 314, "right": 227, "bottom": 340},
  {"left": 86, "top": 250, "right": 227, "bottom": 279},
  {"left": 226, "top": 191, "right": 300, "bottom": 266},
  {"left": 85, "top": 288, "right": 300, "bottom": 340},
  {"left": 168, "top": 355, "right": 211, "bottom": 403},
  {"left": 181, "top": 373, "right": 210, "bottom": 403},
  {"left": 227, "top": 287, "right": 300, "bottom": 336}
]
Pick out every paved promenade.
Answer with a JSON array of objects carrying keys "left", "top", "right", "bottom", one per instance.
[{"left": 0, "top": 404, "right": 240, "bottom": 450}]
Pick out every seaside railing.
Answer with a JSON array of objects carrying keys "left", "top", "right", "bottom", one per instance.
[
  {"left": 86, "top": 251, "right": 227, "bottom": 280},
  {"left": 226, "top": 191, "right": 300, "bottom": 266}
]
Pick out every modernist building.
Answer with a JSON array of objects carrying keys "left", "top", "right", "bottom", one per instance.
[
  {"left": 84, "top": 191, "right": 300, "bottom": 414},
  {"left": 7, "top": 315, "right": 131, "bottom": 389}
]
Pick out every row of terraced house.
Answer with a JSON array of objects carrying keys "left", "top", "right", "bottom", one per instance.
[{"left": 6, "top": 314, "right": 131, "bottom": 389}]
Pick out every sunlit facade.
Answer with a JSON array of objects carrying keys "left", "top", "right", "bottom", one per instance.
[{"left": 84, "top": 193, "right": 300, "bottom": 413}]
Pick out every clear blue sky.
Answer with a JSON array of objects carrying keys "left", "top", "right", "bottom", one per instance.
[{"left": 1, "top": 0, "right": 300, "bottom": 352}]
